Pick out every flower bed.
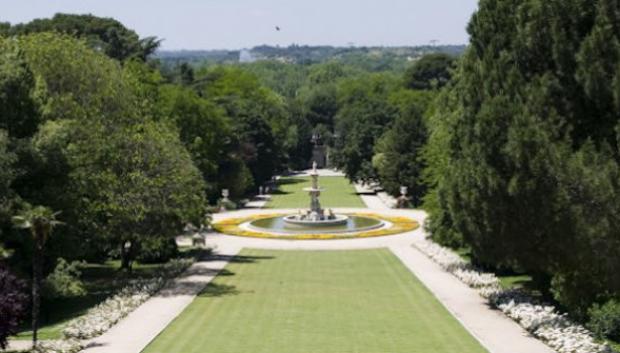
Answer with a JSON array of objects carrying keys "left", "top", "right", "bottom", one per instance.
[
  {"left": 33, "top": 339, "right": 82, "bottom": 353},
  {"left": 413, "top": 237, "right": 613, "bottom": 353},
  {"left": 62, "top": 258, "right": 194, "bottom": 340},
  {"left": 212, "top": 213, "right": 419, "bottom": 240}
]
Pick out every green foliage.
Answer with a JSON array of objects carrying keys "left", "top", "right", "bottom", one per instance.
[
  {"left": 6, "top": 13, "right": 159, "bottom": 61},
  {"left": 307, "top": 61, "right": 357, "bottom": 84},
  {"left": 12, "top": 204, "right": 62, "bottom": 345},
  {"left": 157, "top": 84, "right": 237, "bottom": 199},
  {"left": 297, "top": 85, "right": 340, "bottom": 128},
  {"left": 43, "top": 258, "right": 86, "bottom": 299},
  {"left": 0, "top": 130, "right": 16, "bottom": 213},
  {"left": 373, "top": 90, "right": 435, "bottom": 205},
  {"left": 587, "top": 299, "right": 620, "bottom": 341},
  {"left": 241, "top": 61, "right": 308, "bottom": 98},
  {"left": 421, "top": 90, "right": 464, "bottom": 248},
  {"left": 157, "top": 45, "right": 467, "bottom": 72},
  {"left": 68, "top": 119, "right": 206, "bottom": 269},
  {"left": 404, "top": 53, "right": 455, "bottom": 90},
  {"left": 424, "top": 0, "right": 620, "bottom": 317},
  {"left": 16, "top": 33, "right": 133, "bottom": 124},
  {"left": 332, "top": 73, "right": 400, "bottom": 182},
  {"left": 0, "top": 40, "right": 40, "bottom": 138},
  {"left": 0, "top": 33, "right": 206, "bottom": 272},
  {"left": 136, "top": 237, "right": 179, "bottom": 264},
  {"left": 196, "top": 66, "right": 286, "bottom": 186}
]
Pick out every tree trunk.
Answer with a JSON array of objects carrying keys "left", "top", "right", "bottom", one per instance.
[{"left": 31, "top": 238, "right": 43, "bottom": 348}]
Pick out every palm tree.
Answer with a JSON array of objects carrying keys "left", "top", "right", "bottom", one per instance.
[{"left": 12, "top": 206, "right": 62, "bottom": 348}]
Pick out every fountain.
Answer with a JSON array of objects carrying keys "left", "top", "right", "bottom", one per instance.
[
  {"left": 245, "top": 162, "right": 385, "bottom": 235},
  {"left": 282, "top": 162, "right": 348, "bottom": 226}
]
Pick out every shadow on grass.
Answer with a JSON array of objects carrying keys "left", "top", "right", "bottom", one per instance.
[
  {"left": 156, "top": 255, "right": 273, "bottom": 297},
  {"left": 276, "top": 177, "right": 306, "bottom": 186},
  {"left": 199, "top": 283, "right": 240, "bottom": 298},
  {"left": 269, "top": 189, "right": 290, "bottom": 195},
  {"left": 211, "top": 254, "right": 275, "bottom": 264}
]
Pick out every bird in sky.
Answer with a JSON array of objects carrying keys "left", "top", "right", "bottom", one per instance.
[{"left": 275, "top": 26, "right": 281, "bottom": 31}]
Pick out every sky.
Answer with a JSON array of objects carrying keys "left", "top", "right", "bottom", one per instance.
[{"left": 0, "top": 0, "right": 479, "bottom": 50}]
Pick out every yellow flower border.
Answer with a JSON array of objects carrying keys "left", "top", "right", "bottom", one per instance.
[{"left": 212, "top": 212, "right": 419, "bottom": 240}]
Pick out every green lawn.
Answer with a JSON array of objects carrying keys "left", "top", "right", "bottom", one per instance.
[
  {"left": 266, "top": 176, "right": 365, "bottom": 209},
  {"left": 142, "top": 249, "right": 487, "bottom": 353}
]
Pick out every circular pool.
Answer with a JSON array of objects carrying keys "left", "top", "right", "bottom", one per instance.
[{"left": 247, "top": 215, "right": 384, "bottom": 234}]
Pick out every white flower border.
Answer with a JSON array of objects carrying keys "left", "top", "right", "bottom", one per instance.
[
  {"left": 29, "top": 258, "right": 195, "bottom": 353},
  {"left": 63, "top": 258, "right": 193, "bottom": 340},
  {"left": 413, "top": 237, "right": 613, "bottom": 353}
]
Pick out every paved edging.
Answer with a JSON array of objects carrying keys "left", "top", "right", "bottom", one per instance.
[
  {"left": 354, "top": 183, "right": 393, "bottom": 210},
  {"left": 80, "top": 245, "right": 241, "bottom": 353},
  {"left": 389, "top": 244, "right": 554, "bottom": 353}
]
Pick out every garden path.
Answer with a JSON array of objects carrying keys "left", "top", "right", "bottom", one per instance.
[
  {"left": 70, "top": 173, "right": 554, "bottom": 353},
  {"left": 203, "top": 207, "right": 555, "bottom": 353}
]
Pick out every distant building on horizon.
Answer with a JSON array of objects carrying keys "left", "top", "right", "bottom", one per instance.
[{"left": 239, "top": 49, "right": 256, "bottom": 63}]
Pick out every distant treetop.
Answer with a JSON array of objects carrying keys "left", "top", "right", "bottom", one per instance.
[
  {"left": 403, "top": 53, "right": 456, "bottom": 90},
  {"left": 1, "top": 13, "right": 160, "bottom": 62}
]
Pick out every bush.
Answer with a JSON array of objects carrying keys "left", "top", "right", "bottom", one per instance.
[
  {"left": 136, "top": 237, "right": 178, "bottom": 264},
  {"left": 588, "top": 299, "right": 620, "bottom": 341},
  {"left": 0, "top": 263, "right": 28, "bottom": 350},
  {"left": 44, "top": 258, "right": 86, "bottom": 299}
]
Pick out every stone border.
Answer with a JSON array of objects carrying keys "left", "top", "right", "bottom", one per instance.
[
  {"left": 212, "top": 212, "right": 418, "bottom": 240},
  {"left": 245, "top": 215, "right": 388, "bottom": 234}
]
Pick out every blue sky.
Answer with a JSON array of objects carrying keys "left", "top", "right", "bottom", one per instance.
[{"left": 0, "top": 0, "right": 479, "bottom": 50}]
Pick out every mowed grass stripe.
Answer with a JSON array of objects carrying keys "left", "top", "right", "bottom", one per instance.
[
  {"left": 266, "top": 176, "right": 366, "bottom": 209},
  {"left": 142, "top": 249, "right": 488, "bottom": 353}
]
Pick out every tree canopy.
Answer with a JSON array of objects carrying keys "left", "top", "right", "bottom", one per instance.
[
  {"left": 2, "top": 13, "right": 159, "bottom": 61},
  {"left": 424, "top": 0, "right": 620, "bottom": 318}
]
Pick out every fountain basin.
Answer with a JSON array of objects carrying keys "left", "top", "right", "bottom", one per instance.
[
  {"left": 283, "top": 214, "right": 349, "bottom": 227},
  {"left": 247, "top": 215, "right": 384, "bottom": 234}
]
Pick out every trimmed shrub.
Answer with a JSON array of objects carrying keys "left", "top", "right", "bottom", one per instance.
[{"left": 588, "top": 299, "right": 620, "bottom": 341}]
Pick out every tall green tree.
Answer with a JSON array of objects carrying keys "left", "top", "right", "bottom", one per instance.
[
  {"left": 12, "top": 206, "right": 62, "bottom": 348},
  {"left": 0, "top": 131, "right": 17, "bottom": 239},
  {"left": 4, "top": 33, "right": 207, "bottom": 268},
  {"left": 196, "top": 67, "right": 287, "bottom": 186},
  {"left": 373, "top": 90, "right": 434, "bottom": 205},
  {"left": 0, "top": 40, "right": 40, "bottom": 138},
  {"left": 332, "top": 74, "right": 399, "bottom": 182},
  {"left": 404, "top": 53, "right": 455, "bottom": 90},
  {"left": 67, "top": 120, "right": 206, "bottom": 270},
  {"left": 425, "top": 0, "right": 620, "bottom": 317},
  {"left": 6, "top": 13, "right": 159, "bottom": 61},
  {"left": 157, "top": 84, "right": 245, "bottom": 199}
]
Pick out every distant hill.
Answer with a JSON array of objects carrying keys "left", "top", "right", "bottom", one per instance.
[{"left": 155, "top": 44, "right": 467, "bottom": 71}]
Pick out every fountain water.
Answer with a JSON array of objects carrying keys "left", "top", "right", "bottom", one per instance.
[
  {"left": 245, "top": 162, "right": 385, "bottom": 235},
  {"left": 282, "top": 162, "right": 348, "bottom": 226}
]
